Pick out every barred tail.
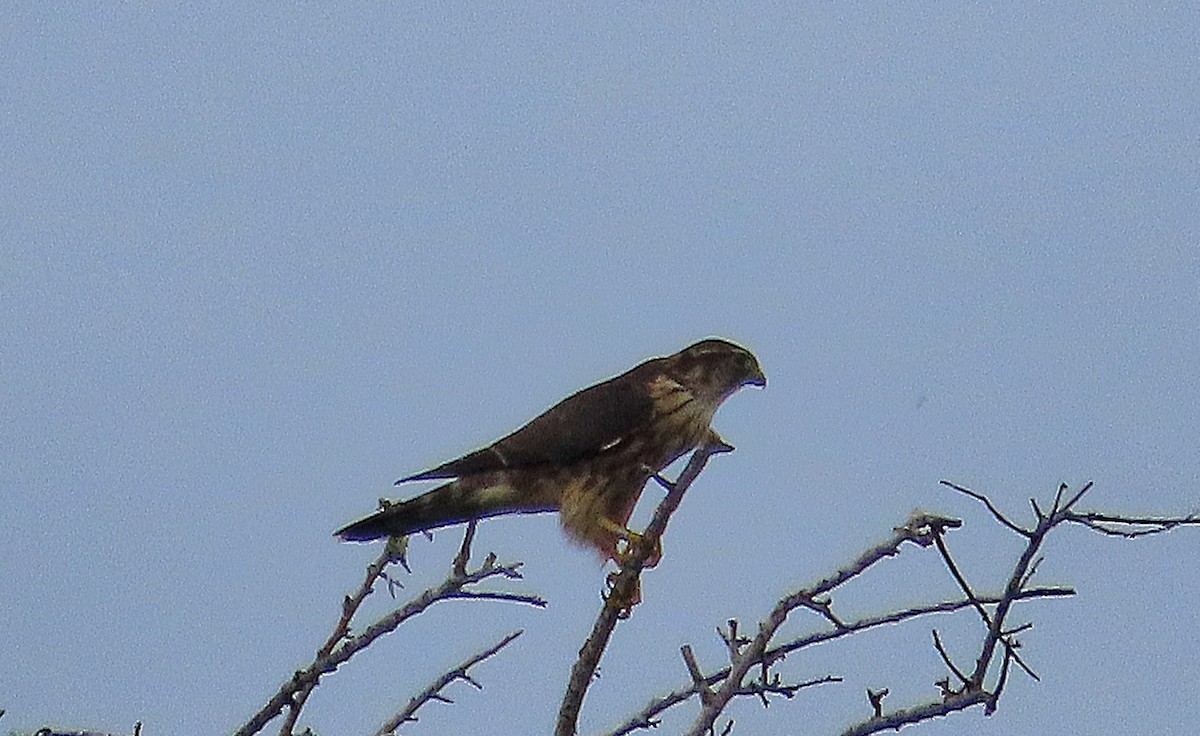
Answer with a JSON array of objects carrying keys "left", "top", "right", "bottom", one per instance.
[{"left": 335, "top": 478, "right": 550, "bottom": 542}]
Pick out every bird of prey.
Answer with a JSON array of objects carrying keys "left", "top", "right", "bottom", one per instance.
[{"left": 335, "top": 338, "right": 765, "bottom": 563}]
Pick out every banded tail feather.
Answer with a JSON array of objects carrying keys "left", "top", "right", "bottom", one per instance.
[{"left": 335, "top": 478, "right": 553, "bottom": 541}]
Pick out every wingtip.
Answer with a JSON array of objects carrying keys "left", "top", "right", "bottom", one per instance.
[{"left": 396, "top": 469, "right": 448, "bottom": 484}]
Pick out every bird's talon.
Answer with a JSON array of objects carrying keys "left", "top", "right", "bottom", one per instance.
[
  {"left": 616, "top": 529, "right": 663, "bottom": 569},
  {"left": 604, "top": 570, "right": 642, "bottom": 616},
  {"left": 600, "top": 518, "right": 664, "bottom": 569}
]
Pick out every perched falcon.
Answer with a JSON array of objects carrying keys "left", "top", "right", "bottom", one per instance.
[{"left": 336, "top": 338, "right": 765, "bottom": 562}]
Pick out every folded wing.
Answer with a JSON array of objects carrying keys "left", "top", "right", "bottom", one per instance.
[{"left": 397, "top": 360, "right": 662, "bottom": 483}]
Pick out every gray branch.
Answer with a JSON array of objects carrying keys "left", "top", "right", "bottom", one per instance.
[{"left": 375, "top": 629, "right": 525, "bottom": 735}]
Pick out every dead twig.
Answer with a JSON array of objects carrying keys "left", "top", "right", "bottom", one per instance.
[
  {"left": 236, "top": 528, "right": 543, "bottom": 736},
  {"left": 274, "top": 547, "right": 394, "bottom": 736},
  {"left": 600, "top": 584, "right": 1068, "bottom": 736},
  {"left": 843, "top": 482, "right": 1196, "bottom": 735},
  {"left": 931, "top": 630, "right": 969, "bottom": 687},
  {"left": 682, "top": 512, "right": 961, "bottom": 736},
  {"left": 940, "top": 480, "right": 1031, "bottom": 537},
  {"left": 1065, "top": 510, "right": 1199, "bottom": 538},
  {"left": 374, "top": 629, "right": 524, "bottom": 735},
  {"left": 867, "top": 688, "right": 889, "bottom": 718},
  {"left": 841, "top": 691, "right": 991, "bottom": 736}
]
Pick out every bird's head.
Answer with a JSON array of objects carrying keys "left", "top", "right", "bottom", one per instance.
[{"left": 669, "top": 338, "right": 766, "bottom": 398}]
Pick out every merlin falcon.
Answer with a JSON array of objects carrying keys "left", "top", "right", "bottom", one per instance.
[{"left": 336, "top": 338, "right": 765, "bottom": 562}]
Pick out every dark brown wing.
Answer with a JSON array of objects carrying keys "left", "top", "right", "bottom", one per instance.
[{"left": 397, "top": 359, "right": 664, "bottom": 483}]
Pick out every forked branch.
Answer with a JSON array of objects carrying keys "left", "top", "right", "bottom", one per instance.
[
  {"left": 604, "top": 480, "right": 1194, "bottom": 736},
  {"left": 841, "top": 481, "right": 1197, "bottom": 734},
  {"left": 235, "top": 525, "right": 544, "bottom": 736}
]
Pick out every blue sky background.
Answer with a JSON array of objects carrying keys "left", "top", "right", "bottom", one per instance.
[{"left": 2, "top": 3, "right": 1197, "bottom": 735}]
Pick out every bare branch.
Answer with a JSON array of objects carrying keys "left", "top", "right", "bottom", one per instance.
[
  {"left": 931, "top": 530, "right": 991, "bottom": 627},
  {"left": 556, "top": 441, "right": 732, "bottom": 736},
  {"left": 931, "top": 630, "right": 970, "bottom": 686},
  {"left": 717, "top": 619, "right": 750, "bottom": 661},
  {"left": 602, "top": 477, "right": 1197, "bottom": 736},
  {"left": 840, "top": 690, "right": 990, "bottom": 736},
  {"left": 794, "top": 595, "right": 845, "bottom": 629},
  {"left": 941, "top": 480, "right": 1031, "bottom": 537},
  {"left": 452, "top": 520, "right": 479, "bottom": 578},
  {"left": 967, "top": 496, "right": 1056, "bottom": 690},
  {"left": 1050, "top": 483, "right": 1068, "bottom": 516},
  {"left": 730, "top": 674, "right": 842, "bottom": 705},
  {"left": 348, "top": 559, "right": 545, "bottom": 654},
  {"left": 985, "top": 643, "right": 1014, "bottom": 715},
  {"left": 1065, "top": 510, "right": 1199, "bottom": 538},
  {"left": 1061, "top": 481, "right": 1095, "bottom": 511},
  {"left": 930, "top": 526, "right": 1038, "bottom": 683},
  {"left": 603, "top": 589, "right": 1070, "bottom": 733},
  {"left": 800, "top": 512, "right": 963, "bottom": 598},
  {"left": 680, "top": 645, "right": 717, "bottom": 707},
  {"left": 255, "top": 547, "right": 393, "bottom": 736},
  {"left": 867, "top": 688, "right": 889, "bottom": 718},
  {"left": 682, "top": 512, "right": 961, "bottom": 736},
  {"left": 847, "top": 482, "right": 1196, "bottom": 735},
  {"left": 235, "top": 537, "right": 542, "bottom": 736},
  {"left": 1020, "top": 556, "right": 1044, "bottom": 589},
  {"left": 375, "top": 629, "right": 524, "bottom": 735},
  {"left": 441, "top": 589, "right": 548, "bottom": 607}
]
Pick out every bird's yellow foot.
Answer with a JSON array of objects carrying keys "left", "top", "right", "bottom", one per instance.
[
  {"left": 599, "top": 518, "right": 663, "bottom": 569},
  {"left": 385, "top": 534, "right": 411, "bottom": 570},
  {"left": 618, "top": 528, "right": 663, "bottom": 569}
]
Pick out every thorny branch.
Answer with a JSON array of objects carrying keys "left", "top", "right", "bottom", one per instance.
[
  {"left": 555, "top": 439, "right": 734, "bottom": 736},
  {"left": 375, "top": 629, "right": 525, "bottom": 735},
  {"left": 839, "top": 481, "right": 1197, "bottom": 735},
  {"left": 234, "top": 526, "right": 545, "bottom": 736},
  {"left": 602, "top": 587, "right": 1068, "bottom": 736},
  {"left": 41, "top": 472, "right": 1196, "bottom": 736},
  {"left": 605, "top": 481, "right": 1194, "bottom": 736},
  {"left": 276, "top": 547, "right": 394, "bottom": 736},
  {"left": 930, "top": 524, "right": 1039, "bottom": 683},
  {"left": 682, "top": 512, "right": 963, "bottom": 736}
]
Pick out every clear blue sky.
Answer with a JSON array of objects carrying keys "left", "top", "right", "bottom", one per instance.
[{"left": 2, "top": 4, "right": 1197, "bottom": 735}]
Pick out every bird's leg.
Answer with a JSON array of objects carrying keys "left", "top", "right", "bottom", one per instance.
[{"left": 598, "top": 514, "right": 662, "bottom": 616}]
